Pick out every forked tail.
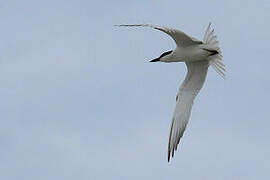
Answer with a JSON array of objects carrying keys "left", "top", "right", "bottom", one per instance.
[{"left": 203, "top": 23, "right": 225, "bottom": 78}]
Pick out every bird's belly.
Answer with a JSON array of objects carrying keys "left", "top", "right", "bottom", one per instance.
[
  {"left": 184, "top": 47, "right": 209, "bottom": 61},
  {"left": 174, "top": 46, "right": 209, "bottom": 62}
]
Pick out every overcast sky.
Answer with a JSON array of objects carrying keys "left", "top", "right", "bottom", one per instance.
[{"left": 0, "top": 0, "right": 270, "bottom": 179}]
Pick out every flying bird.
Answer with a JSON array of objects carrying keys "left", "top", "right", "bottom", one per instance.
[{"left": 116, "top": 23, "right": 225, "bottom": 162}]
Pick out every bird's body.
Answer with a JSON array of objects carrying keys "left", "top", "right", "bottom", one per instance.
[
  {"left": 167, "top": 44, "right": 213, "bottom": 62},
  {"left": 116, "top": 23, "right": 225, "bottom": 162}
]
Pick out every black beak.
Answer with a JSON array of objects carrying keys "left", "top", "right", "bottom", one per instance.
[{"left": 149, "top": 58, "right": 160, "bottom": 62}]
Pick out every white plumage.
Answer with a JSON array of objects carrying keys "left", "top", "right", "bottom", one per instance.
[{"left": 116, "top": 23, "right": 225, "bottom": 162}]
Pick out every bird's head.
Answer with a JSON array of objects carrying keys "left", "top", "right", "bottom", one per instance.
[{"left": 150, "top": 50, "right": 173, "bottom": 62}]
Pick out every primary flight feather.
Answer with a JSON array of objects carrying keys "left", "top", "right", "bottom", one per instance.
[{"left": 116, "top": 23, "right": 225, "bottom": 162}]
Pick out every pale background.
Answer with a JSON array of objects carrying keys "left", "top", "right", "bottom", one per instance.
[{"left": 0, "top": 0, "right": 269, "bottom": 179}]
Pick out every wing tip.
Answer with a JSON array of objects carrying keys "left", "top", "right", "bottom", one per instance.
[
  {"left": 114, "top": 24, "right": 134, "bottom": 27},
  {"left": 168, "top": 150, "right": 171, "bottom": 162}
]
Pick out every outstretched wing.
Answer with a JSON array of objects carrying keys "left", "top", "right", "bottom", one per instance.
[
  {"left": 116, "top": 24, "right": 202, "bottom": 47},
  {"left": 168, "top": 61, "right": 209, "bottom": 162}
]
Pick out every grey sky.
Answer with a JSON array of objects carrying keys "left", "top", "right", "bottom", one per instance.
[{"left": 0, "top": 0, "right": 269, "bottom": 179}]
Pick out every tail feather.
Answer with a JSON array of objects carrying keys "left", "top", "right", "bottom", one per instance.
[
  {"left": 203, "top": 23, "right": 225, "bottom": 78},
  {"left": 211, "top": 60, "right": 226, "bottom": 79},
  {"left": 215, "top": 59, "right": 225, "bottom": 67},
  {"left": 203, "top": 23, "right": 211, "bottom": 42},
  {"left": 208, "top": 35, "right": 217, "bottom": 43}
]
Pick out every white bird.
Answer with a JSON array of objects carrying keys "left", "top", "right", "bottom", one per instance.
[{"left": 116, "top": 23, "right": 225, "bottom": 162}]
